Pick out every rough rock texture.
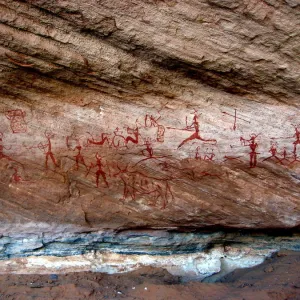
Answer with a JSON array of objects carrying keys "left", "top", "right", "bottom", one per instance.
[
  {"left": 0, "top": 230, "right": 300, "bottom": 280},
  {"left": 0, "top": 0, "right": 300, "bottom": 279},
  {"left": 0, "top": 0, "right": 299, "bottom": 232},
  {"left": 1, "top": 251, "right": 300, "bottom": 300}
]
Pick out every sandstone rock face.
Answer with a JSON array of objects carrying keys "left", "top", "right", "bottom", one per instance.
[{"left": 0, "top": 0, "right": 299, "bottom": 234}]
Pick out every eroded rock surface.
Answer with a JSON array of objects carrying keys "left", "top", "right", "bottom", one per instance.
[
  {"left": 0, "top": 0, "right": 300, "bottom": 278},
  {"left": 0, "top": 230, "right": 300, "bottom": 280},
  {"left": 0, "top": 0, "right": 299, "bottom": 232}
]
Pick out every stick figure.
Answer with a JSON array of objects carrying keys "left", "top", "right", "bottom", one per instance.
[
  {"left": 203, "top": 148, "right": 215, "bottom": 161},
  {"left": 263, "top": 142, "right": 281, "bottom": 163},
  {"left": 87, "top": 153, "right": 109, "bottom": 188},
  {"left": 142, "top": 139, "right": 154, "bottom": 158},
  {"left": 270, "top": 125, "right": 300, "bottom": 165},
  {"left": 176, "top": 110, "right": 217, "bottom": 149},
  {"left": 38, "top": 130, "right": 58, "bottom": 169},
  {"left": 291, "top": 125, "right": 300, "bottom": 163},
  {"left": 278, "top": 147, "right": 290, "bottom": 165},
  {"left": 74, "top": 145, "right": 87, "bottom": 170},
  {"left": 66, "top": 134, "right": 88, "bottom": 170},
  {"left": 195, "top": 146, "right": 201, "bottom": 160},
  {"left": 240, "top": 133, "right": 259, "bottom": 168}
]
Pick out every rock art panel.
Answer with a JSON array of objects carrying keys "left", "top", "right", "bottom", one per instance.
[{"left": 0, "top": 0, "right": 299, "bottom": 231}]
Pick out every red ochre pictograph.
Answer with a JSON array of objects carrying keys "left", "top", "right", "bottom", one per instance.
[
  {"left": 269, "top": 125, "right": 300, "bottom": 165},
  {"left": 113, "top": 162, "right": 174, "bottom": 210},
  {"left": 223, "top": 155, "right": 243, "bottom": 163},
  {"left": 86, "top": 152, "right": 109, "bottom": 188},
  {"left": 222, "top": 108, "right": 250, "bottom": 131},
  {"left": 0, "top": 107, "right": 299, "bottom": 209},
  {"left": 38, "top": 130, "right": 59, "bottom": 169},
  {"left": 240, "top": 134, "right": 260, "bottom": 168},
  {"left": 134, "top": 138, "right": 169, "bottom": 166},
  {"left": 5, "top": 109, "right": 27, "bottom": 133},
  {"left": 10, "top": 167, "right": 31, "bottom": 184},
  {"left": 168, "top": 110, "right": 217, "bottom": 149},
  {"left": 66, "top": 135, "right": 88, "bottom": 170},
  {"left": 263, "top": 142, "right": 281, "bottom": 163},
  {"left": 291, "top": 125, "right": 300, "bottom": 164},
  {"left": 87, "top": 132, "right": 110, "bottom": 147},
  {"left": 194, "top": 147, "right": 216, "bottom": 161},
  {"left": 145, "top": 111, "right": 165, "bottom": 143}
]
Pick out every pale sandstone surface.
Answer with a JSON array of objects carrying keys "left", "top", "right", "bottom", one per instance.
[{"left": 0, "top": 0, "right": 299, "bottom": 236}]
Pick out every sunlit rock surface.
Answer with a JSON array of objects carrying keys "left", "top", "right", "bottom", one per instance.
[{"left": 0, "top": 0, "right": 299, "bottom": 280}]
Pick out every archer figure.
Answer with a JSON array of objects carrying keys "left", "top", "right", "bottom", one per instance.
[
  {"left": 240, "top": 134, "right": 259, "bottom": 168},
  {"left": 145, "top": 114, "right": 161, "bottom": 128},
  {"left": 38, "top": 130, "right": 58, "bottom": 169},
  {"left": 172, "top": 110, "right": 217, "bottom": 149},
  {"left": 145, "top": 111, "right": 165, "bottom": 142},
  {"left": 87, "top": 152, "right": 109, "bottom": 188}
]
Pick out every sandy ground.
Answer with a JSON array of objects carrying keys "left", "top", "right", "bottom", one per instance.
[{"left": 0, "top": 250, "right": 300, "bottom": 300}]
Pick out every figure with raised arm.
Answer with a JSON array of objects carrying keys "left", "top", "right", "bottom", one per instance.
[
  {"left": 38, "top": 130, "right": 58, "bottom": 169},
  {"left": 177, "top": 110, "right": 217, "bottom": 149},
  {"left": 240, "top": 133, "right": 259, "bottom": 168}
]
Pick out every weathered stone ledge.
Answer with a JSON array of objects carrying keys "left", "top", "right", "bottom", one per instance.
[{"left": 0, "top": 229, "right": 300, "bottom": 281}]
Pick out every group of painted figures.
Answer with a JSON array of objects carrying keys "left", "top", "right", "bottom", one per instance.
[{"left": 0, "top": 108, "right": 299, "bottom": 209}]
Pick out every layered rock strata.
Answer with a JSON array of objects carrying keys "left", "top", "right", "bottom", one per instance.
[
  {"left": 0, "top": 230, "right": 300, "bottom": 281},
  {"left": 0, "top": 0, "right": 299, "bottom": 278}
]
